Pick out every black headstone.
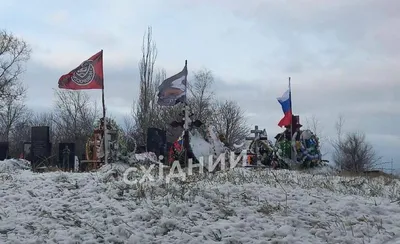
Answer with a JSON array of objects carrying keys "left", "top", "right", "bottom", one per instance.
[
  {"left": 0, "top": 142, "right": 9, "bottom": 160},
  {"left": 31, "top": 126, "right": 50, "bottom": 142},
  {"left": 147, "top": 128, "right": 167, "bottom": 157},
  {"left": 31, "top": 126, "right": 51, "bottom": 170},
  {"left": 58, "top": 143, "right": 76, "bottom": 170}
]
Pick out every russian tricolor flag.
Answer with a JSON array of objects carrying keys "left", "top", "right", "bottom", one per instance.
[{"left": 277, "top": 89, "right": 292, "bottom": 127}]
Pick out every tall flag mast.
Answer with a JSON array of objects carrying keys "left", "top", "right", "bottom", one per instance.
[{"left": 58, "top": 50, "right": 109, "bottom": 165}]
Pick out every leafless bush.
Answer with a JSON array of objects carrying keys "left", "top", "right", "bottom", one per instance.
[
  {"left": 210, "top": 100, "right": 249, "bottom": 149},
  {"left": 331, "top": 115, "right": 380, "bottom": 172},
  {"left": 52, "top": 90, "right": 99, "bottom": 158}
]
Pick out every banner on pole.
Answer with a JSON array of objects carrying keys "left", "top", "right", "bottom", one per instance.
[
  {"left": 58, "top": 50, "right": 104, "bottom": 90},
  {"left": 157, "top": 62, "right": 187, "bottom": 106}
]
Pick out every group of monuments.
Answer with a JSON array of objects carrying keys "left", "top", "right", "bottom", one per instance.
[
  {"left": 15, "top": 109, "right": 326, "bottom": 173},
  {"left": 13, "top": 52, "right": 327, "bottom": 172},
  {"left": 164, "top": 112, "right": 328, "bottom": 171}
]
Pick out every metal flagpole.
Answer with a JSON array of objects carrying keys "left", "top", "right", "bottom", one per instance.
[
  {"left": 288, "top": 77, "right": 295, "bottom": 161},
  {"left": 183, "top": 60, "right": 189, "bottom": 167},
  {"left": 101, "top": 49, "right": 108, "bottom": 165}
]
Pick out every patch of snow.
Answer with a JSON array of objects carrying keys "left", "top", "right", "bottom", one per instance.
[
  {"left": 1, "top": 161, "right": 400, "bottom": 243},
  {"left": 0, "top": 159, "right": 31, "bottom": 173},
  {"left": 190, "top": 131, "right": 213, "bottom": 160},
  {"left": 133, "top": 152, "right": 158, "bottom": 163},
  {"left": 189, "top": 126, "right": 226, "bottom": 164}
]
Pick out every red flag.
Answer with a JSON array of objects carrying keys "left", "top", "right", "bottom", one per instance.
[{"left": 58, "top": 50, "right": 104, "bottom": 90}]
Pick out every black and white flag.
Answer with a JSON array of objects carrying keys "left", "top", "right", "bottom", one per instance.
[{"left": 157, "top": 62, "right": 187, "bottom": 106}]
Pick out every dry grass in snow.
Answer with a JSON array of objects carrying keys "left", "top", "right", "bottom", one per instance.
[{"left": 0, "top": 160, "right": 400, "bottom": 244}]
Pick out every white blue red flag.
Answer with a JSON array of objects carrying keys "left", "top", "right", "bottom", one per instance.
[{"left": 277, "top": 89, "right": 292, "bottom": 127}]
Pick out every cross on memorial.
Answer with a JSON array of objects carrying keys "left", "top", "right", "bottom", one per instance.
[
  {"left": 245, "top": 126, "right": 267, "bottom": 141},
  {"left": 245, "top": 125, "right": 268, "bottom": 165}
]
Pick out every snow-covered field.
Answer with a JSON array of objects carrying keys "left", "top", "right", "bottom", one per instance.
[{"left": 1, "top": 159, "right": 400, "bottom": 244}]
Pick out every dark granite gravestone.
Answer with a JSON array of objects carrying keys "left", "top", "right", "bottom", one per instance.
[
  {"left": 58, "top": 143, "right": 75, "bottom": 171},
  {"left": 147, "top": 128, "right": 167, "bottom": 157},
  {"left": 31, "top": 126, "right": 51, "bottom": 170},
  {"left": 31, "top": 126, "right": 50, "bottom": 142},
  {"left": 0, "top": 142, "right": 9, "bottom": 160}
]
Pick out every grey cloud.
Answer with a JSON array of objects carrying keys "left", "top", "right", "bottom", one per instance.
[
  {"left": 78, "top": 30, "right": 119, "bottom": 48},
  {"left": 214, "top": 0, "right": 400, "bottom": 75},
  {"left": 228, "top": 0, "right": 399, "bottom": 40}
]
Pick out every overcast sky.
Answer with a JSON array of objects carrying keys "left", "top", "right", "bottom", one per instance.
[{"left": 1, "top": 0, "right": 399, "bottom": 169}]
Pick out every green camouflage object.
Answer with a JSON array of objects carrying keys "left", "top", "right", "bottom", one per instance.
[{"left": 277, "top": 139, "right": 291, "bottom": 158}]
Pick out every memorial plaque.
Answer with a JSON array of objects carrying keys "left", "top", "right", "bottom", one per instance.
[
  {"left": 58, "top": 143, "right": 75, "bottom": 170},
  {"left": 31, "top": 142, "right": 51, "bottom": 170},
  {"left": 31, "top": 141, "right": 50, "bottom": 157}
]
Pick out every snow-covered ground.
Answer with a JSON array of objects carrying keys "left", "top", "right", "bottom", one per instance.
[{"left": 1, "top": 159, "right": 400, "bottom": 244}]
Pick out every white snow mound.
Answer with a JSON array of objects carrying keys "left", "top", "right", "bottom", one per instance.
[
  {"left": 0, "top": 159, "right": 31, "bottom": 173},
  {"left": 1, "top": 164, "right": 400, "bottom": 244}
]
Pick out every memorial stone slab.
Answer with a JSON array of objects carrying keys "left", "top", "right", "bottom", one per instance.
[
  {"left": 31, "top": 126, "right": 51, "bottom": 170},
  {"left": 58, "top": 143, "right": 76, "bottom": 171}
]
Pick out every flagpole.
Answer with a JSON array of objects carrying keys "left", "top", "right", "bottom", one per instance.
[
  {"left": 289, "top": 77, "right": 292, "bottom": 115},
  {"left": 101, "top": 49, "right": 108, "bottom": 165},
  {"left": 183, "top": 60, "right": 189, "bottom": 167},
  {"left": 288, "top": 76, "right": 295, "bottom": 161}
]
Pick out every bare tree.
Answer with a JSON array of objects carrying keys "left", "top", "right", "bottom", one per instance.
[
  {"left": 2, "top": 100, "right": 30, "bottom": 157},
  {"left": 188, "top": 68, "right": 214, "bottom": 122},
  {"left": 133, "top": 26, "right": 160, "bottom": 146},
  {"left": 31, "top": 111, "right": 55, "bottom": 127},
  {"left": 331, "top": 115, "right": 380, "bottom": 172},
  {"left": 6, "top": 110, "right": 55, "bottom": 158},
  {"left": 0, "top": 96, "right": 29, "bottom": 141},
  {"left": 210, "top": 100, "right": 249, "bottom": 148},
  {"left": 335, "top": 114, "right": 345, "bottom": 142},
  {"left": 52, "top": 90, "right": 99, "bottom": 157},
  {"left": 0, "top": 30, "right": 31, "bottom": 106},
  {"left": 130, "top": 27, "right": 250, "bottom": 149},
  {"left": 122, "top": 115, "right": 136, "bottom": 137}
]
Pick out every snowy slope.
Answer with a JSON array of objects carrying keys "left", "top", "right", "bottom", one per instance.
[{"left": 1, "top": 159, "right": 400, "bottom": 244}]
